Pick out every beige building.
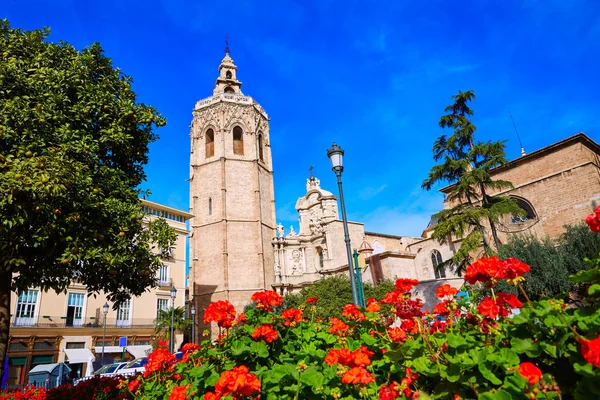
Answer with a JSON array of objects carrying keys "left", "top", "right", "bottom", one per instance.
[
  {"left": 6, "top": 199, "right": 192, "bottom": 386},
  {"left": 189, "top": 48, "right": 276, "bottom": 339}
]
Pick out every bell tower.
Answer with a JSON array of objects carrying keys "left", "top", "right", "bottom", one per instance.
[{"left": 189, "top": 46, "right": 276, "bottom": 337}]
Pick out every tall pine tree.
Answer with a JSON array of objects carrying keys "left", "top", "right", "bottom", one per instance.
[{"left": 422, "top": 90, "right": 524, "bottom": 274}]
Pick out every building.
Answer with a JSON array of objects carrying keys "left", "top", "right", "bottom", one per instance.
[
  {"left": 6, "top": 199, "right": 192, "bottom": 387},
  {"left": 188, "top": 47, "right": 276, "bottom": 339}
]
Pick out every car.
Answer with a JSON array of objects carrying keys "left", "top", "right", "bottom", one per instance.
[
  {"left": 73, "top": 362, "right": 128, "bottom": 385},
  {"left": 117, "top": 358, "right": 147, "bottom": 376}
]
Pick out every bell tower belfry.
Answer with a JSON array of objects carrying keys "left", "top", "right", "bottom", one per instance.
[{"left": 189, "top": 46, "right": 276, "bottom": 337}]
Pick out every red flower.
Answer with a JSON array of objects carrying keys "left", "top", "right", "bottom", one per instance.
[
  {"left": 341, "top": 367, "right": 375, "bottom": 385},
  {"left": 204, "top": 300, "right": 236, "bottom": 328},
  {"left": 586, "top": 206, "right": 600, "bottom": 232},
  {"left": 328, "top": 317, "right": 350, "bottom": 335},
  {"left": 251, "top": 324, "right": 279, "bottom": 343},
  {"left": 214, "top": 365, "right": 261, "bottom": 399},
  {"left": 127, "top": 379, "right": 140, "bottom": 392},
  {"left": 394, "top": 278, "right": 419, "bottom": 293},
  {"left": 433, "top": 300, "right": 453, "bottom": 316},
  {"left": 393, "top": 298, "right": 424, "bottom": 319},
  {"left": 281, "top": 308, "right": 304, "bottom": 326},
  {"left": 381, "top": 290, "right": 403, "bottom": 304},
  {"left": 158, "top": 340, "right": 168, "bottom": 347},
  {"left": 477, "top": 297, "right": 500, "bottom": 319},
  {"left": 168, "top": 384, "right": 190, "bottom": 400},
  {"left": 342, "top": 304, "right": 366, "bottom": 320},
  {"left": 306, "top": 297, "right": 318, "bottom": 304},
  {"left": 181, "top": 343, "right": 200, "bottom": 353},
  {"left": 464, "top": 257, "right": 503, "bottom": 285},
  {"left": 387, "top": 327, "right": 407, "bottom": 342},
  {"left": 436, "top": 284, "right": 458, "bottom": 299},
  {"left": 366, "top": 299, "right": 381, "bottom": 312},
  {"left": 518, "top": 362, "right": 542, "bottom": 384},
  {"left": 502, "top": 258, "right": 531, "bottom": 281},
  {"left": 379, "top": 383, "right": 399, "bottom": 400},
  {"left": 401, "top": 319, "right": 418, "bottom": 334},
  {"left": 580, "top": 335, "right": 600, "bottom": 367},
  {"left": 144, "top": 347, "right": 176, "bottom": 376},
  {"left": 324, "top": 348, "right": 353, "bottom": 366},
  {"left": 251, "top": 290, "right": 283, "bottom": 311},
  {"left": 204, "top": 392, "right": 221, "bottom": 400}
]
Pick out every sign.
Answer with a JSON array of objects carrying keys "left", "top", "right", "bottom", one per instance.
[{"left": 119, "top": 336, "right": 127, "bottom": 347}]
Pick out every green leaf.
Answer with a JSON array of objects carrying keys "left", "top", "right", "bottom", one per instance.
[
  {"left": 478, "top": 363, "right": 502, "bottom": 385},
  {"left": 570, "top": 268, "right": 600, "bottom": 284},
  {"left": 299, "top": 367, "right": 325, "bottom": 387},
  {"left": 360, "top": 332, "right": 377, "bottom": 346},
  {"left": 588, "top": 284, "right": 600, "bottom": 296},
  {"left": 510, "top": 338, "right": 533, "bottom": 354},
  {"left": 250, "top": 340, "right": 270, "bottom": 358},
  {"left": 230, "top": 340, "right": 251, "bottom": 357},
  {"left": 447, "top": 333, "right": 467, "bottom": 348}
]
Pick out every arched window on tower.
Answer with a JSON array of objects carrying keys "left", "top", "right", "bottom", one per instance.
[
  {"left": 258, "top": 133, "right": 264, "bottom": 161},
  {"left": 431, "top": 250, "right": 446, "bottom": 279},
  {"left": 233, "top": 126, "right": 244, "bottom": 155},
  {"left": 208, "top": 198, "right": 212, "bottom": 216},
  {"left": 316, "top": 247, "right": 324, "bottom": 270},
  {"left": 205, "top": 129, "right": 214, "bottom": 158},
  {"left": 224, "top": 86, "right": 234, "bottom": 93},
  {"left": 225, "top": 71, "right": 232, "bottom": 79}
]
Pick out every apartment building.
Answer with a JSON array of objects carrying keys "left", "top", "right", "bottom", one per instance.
[{"left": 6, "top": 199, "right": 192, "bottom": 386}]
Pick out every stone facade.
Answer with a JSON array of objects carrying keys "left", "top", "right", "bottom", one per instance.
[{"left": 189, "top": 50, "right": 276, "bottom": 338}]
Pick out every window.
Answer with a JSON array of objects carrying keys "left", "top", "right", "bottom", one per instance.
[
  {"left": 116, "top": 299, "right": 131, "bottom": 327},
  {"left": 156, "top": 298, "right": 169, "bottom": 318},
  {"left": 65, "top": 342, "right": 85, "bottom": 349},
  {"left": 158, "top": 264, "right": 170, "bottom": 286},
  {"left": 67, "top": 292, "right": 85, "bottom": 327},
  {"left": 205, "top": 129, "right": 215, "bottom": 158},
  {"left": 431, "top": 250, "right": 446, "bottom": 279},
  {"left": 510, "top": 197, "right": 537, "bottom": 225},
  {"left": 224, "top": 86, "right": 235, "bottom": 93},
  {"left": 316, "top": 247, "right": 324, "bottom": 270},
  {"left": 225, "top": 71, "right": 232, "bottom": 79},
  {"left": 208, "top": 198, "right": 212, "bottom": 216},
  {"left": 258, "top": 133, "right": 264, "bottom": 161},
  {"left": 233, "top": 126, "right": 244, "bottom": 155},
  {"left": 15, "top": 290, "right": 38, "bottom": 326}
]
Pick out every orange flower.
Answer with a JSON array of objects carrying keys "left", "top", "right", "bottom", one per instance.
[
  {"left": 366, "top": 299, "right": 381, "bottom": 313},
  {"left": 204, "top": 300, "right": 236, "bottom": 328},
  {"left": 580, "top": 335, "right": 600, "bottom": 367},
  {"left": 381, "top": 290, "right": 403, "bottom": 304},
  {"left": 387, "top": 327, "right": 407, "bottom": 343},
  {"left": 251, "top": 324, "right": 279, "bottom": 343},
  {"left": 324, "top": 347, "right": 373, "bottom": 367},
  {"left": 342, "top": 304, "right": 366, "bottom": 320},
  {"left": 215, "top": 365, "right": 261, "bottom": 399},
  {"left": 341, "top": 367, "right": 375, "bottom": 385},
  {"left": 351, "top": 346, "right": 374, "bottom": 367},
  {"left": 306, "top": 297, "right": 318, "bottom": 304},
  {"left": 394, "top": 278, "right": 419, "bottom": 293},
  {"left": 281, "top": 308, "right": 304, "bottom": 326},
  {"left": 168, "top": 384, "right": 190, "bottom": 400},
  {"left": 204, "top": 392, "right": 221, "bottom": 400},
  {"left": 181, "top": 343, "right": 200, "bottom": 353},
  {"left": 127, "top": 379, "right": 140, "bottom": 392},
  {"left": 477, "top": 297, "right": 500, "bottom": 319},
  {"left": 144, "top": 347, "right": 175, "bottom": 376},
  {"left": 328, "top": 317, "right": 350, "bottom": 335},
  {"left": 586, "top": 206, "right": 600, "bottom": 232},
  {"left": 324, "top": 348, "right": 352, "bottom": 366},
  {"left": 251, "top": 290, "right": 283, "bottom": 311},
  {"left": 433, "top": 300, "right": 453, "bottom": 317},
  {"left": 436, "top": 284, "right": 458, "bottom": 299},
  {"left": 518, "top": 362, "right": 542, "bottom": 384}
]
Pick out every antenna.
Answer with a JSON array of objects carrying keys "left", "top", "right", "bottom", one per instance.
[{"left": 509, "top": 111, "right": 526, "bottom": 156}]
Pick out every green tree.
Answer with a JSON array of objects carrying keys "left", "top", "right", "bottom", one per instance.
[
  {"left": 154, "top": 307, "right": 192, "bottom": 344},
  {"left": 284, "top": 276, "right": 395, "bottom": 320},
  {"left": 422, "top": 90, "right": 524, "bottom": 273},
  {"left": 0, "top": 20, "right": 175, "bottom": 378}
]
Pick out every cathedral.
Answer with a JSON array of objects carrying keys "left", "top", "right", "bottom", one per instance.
[{"left": 189, "top": 49, "right": 600, "bottom": 338}]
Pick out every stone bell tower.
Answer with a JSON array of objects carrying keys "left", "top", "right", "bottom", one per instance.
[{"left": 189, "top": 45, "right": 276, "bottom": 336}]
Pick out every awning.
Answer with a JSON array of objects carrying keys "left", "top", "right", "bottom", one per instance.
[
  {"left": 64, "top": 348, "right": 95, "bottom": 364},
  {"left": 93, "top": 346, "right": 124, "bottom": 354},
  {"left": 126, "top": 345, "right": 152, "bottom": 359}
]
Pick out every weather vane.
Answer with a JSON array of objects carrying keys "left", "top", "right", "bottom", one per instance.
[{"left": 225, "top": 34, "right": 230, "bottom": 54}]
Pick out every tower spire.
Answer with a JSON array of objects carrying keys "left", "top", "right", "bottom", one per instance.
[{"left": 225, "top": 34, "right": 230, "bottom": 55}]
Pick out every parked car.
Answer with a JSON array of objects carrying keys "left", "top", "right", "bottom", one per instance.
[
  {"left": 117, "top": 358, "right": 147, "bottom": 376},
  {"left": 73, "top": 362, "right": 128, "bottom": 385}
]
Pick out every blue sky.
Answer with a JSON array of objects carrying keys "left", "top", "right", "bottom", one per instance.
[{"left": 4, "top": 0, "right": 600, "bottom": 237}]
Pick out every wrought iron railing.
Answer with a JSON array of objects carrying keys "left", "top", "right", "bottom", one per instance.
[{"left": 10, "top": 315, "right": 157, "bottom": 329}]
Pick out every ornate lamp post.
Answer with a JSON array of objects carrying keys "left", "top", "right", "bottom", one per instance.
[
  {"left": 101, "top": 302, "right": 109, "bottom": 366},
  {"left": 327, "top": 142, "right": 359, "bottom": 306},
  {"left": 190, "top": 305, "right": 196, "bottom": 345},
  {"left": 357, "top": 239, "right": 374, "bottom": 307},
  {"left": 170, "top": 286, "right": 177, "bottom": 353}
]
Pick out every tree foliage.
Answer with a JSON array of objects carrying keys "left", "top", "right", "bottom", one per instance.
[
  {"left": 154, "top": 306, "right": 192, "bottom": 342},
  {"left": 0, "top": 20, "right": 174, "bottom": 379},
  {"left": 422, "top": 90, "right": 524, "bottom": 274},
  {"left": 283, "top": 276, "right": 395, "bottom": 320}
]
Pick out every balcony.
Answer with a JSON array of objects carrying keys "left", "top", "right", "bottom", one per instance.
[{"left": 10, "top": 316, "right": 157, "bottom": 329}]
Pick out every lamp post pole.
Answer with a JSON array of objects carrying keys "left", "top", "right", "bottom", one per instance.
[
  {"left": 327, "top": 142, "right": 359, "bottom": 306},
  {"left": 101, "top": 303, "right": 109, "bottom": 366},
  {"left": 170, "top": 286, "right": 177, "bottom": 353},
  {"left": 352, "top": 249, "right": 365, "bottom": 308},
  {"left": 190, "top": 305, "right": 196, "bottom": 345}
]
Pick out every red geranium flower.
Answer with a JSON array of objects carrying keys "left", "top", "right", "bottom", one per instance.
[
  {"left": 214, "top": 365, "right": 261, "bottom": 399},
  {"left": 379, "top": 383, "right": 400, "bottom": 400},
  {"left": 181, "top": 343, "right": 200, "bottom": 353},
  {"left": 477, "top": 297, "right": 500, "bottom": 319},
  {"left": 580, "top": 335, "right": 600, "bottom": 367},
  {"left": 328, "top": 317, "right": 350, "bottom": 335},
  {"left": 281, "top": 307, "right": 304, "bottom": 326},
  {"left": 433, "top": 300, "right": 453, "bottom": 316},
  {"left": 341, "top": 367, "right": 375, "bottom": 385},
  {"left": 436, "top": 284, "right": 458, "bottom": 299},
  {"left": 387, "top": 327, "right": 407, "bottom": 342},
  {"left": 401, "top": 319, "right": 418, "bottom": 334},
  {"left": 127, "top": 379, "right": 140, "bottom": 393},
  {"left": 518, "top": 362, "right": 542, "bottom": 384},
  {"left": 204, "top": 392, "right": 221, "bottom": 400},
  {"left": 144, "top": 347, "right": 176, "bottom": 376},
  {"left": 464, "top": 256, "right": 503, "bottom": 285},
  {"left": 168, "top": 384, "right": 191, "bottom": 400},
  {"left": 251, "top": 324, "right": 279, "bottom": 343},
  {"left": 366, "top": 298, "right": 381, "bottom": 312},
  {"left": 251, "top": 290, "right": 283, "bottom": 311},
  {"left": 394, "top": 278, "right": 419, "bottom": 293},
  {"left": 342, "top": 304, "right": 366, "bottom": 320},
  {"left": 204, "top": 300, "right": 236, "bottom": 328},
  {"left": 501, "top": 258, "right": 531, "bottom": 281},
  {"left": 586, "top": 206, "right": 600, "bottom": 232},
  {"left": 381, "top": 290, "right": 403, "bottom": 304},
  {"left": 324, "top": 348, "right": 353, "bottom": 366},
  {"left": 306, "top": 297, "right": 318, "bottom": 304}
]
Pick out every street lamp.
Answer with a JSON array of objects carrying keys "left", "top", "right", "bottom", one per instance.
[
  {"left": 190, "top": 305, "right": 196, "bottom": 345},
  {"left": 101, "top": 302, "right": 109, "bottom": 366},
  {"left": 327, "top": 142, "right": 359, "bottom": 306},
  {"left": 170, "top": 286, "right": 177, "bottom": 353},
  {"left": 357, "top": 238, "right": 374, "bottom": 307}
]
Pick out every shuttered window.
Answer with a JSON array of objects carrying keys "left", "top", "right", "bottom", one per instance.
[
  {"left": 205, "top": 129, "right": 214, "bottom": 158},
  {"left": 233, "top": 126, "right": 243, "bottom": 155}
]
